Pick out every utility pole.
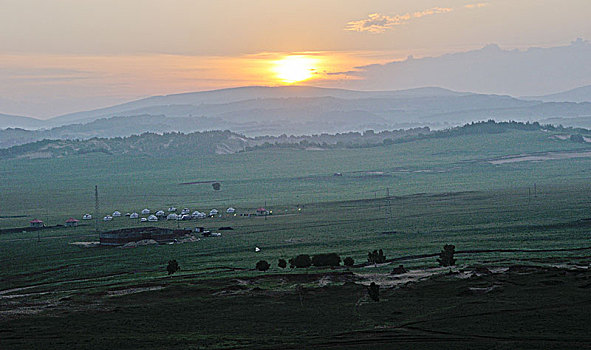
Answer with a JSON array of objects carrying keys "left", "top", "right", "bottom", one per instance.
[
  {"left": 384, "top": 188, "right": 393, "bottom": 232},
  {"left": 95, "top": 185, "right": 99, "bottom": 234}
]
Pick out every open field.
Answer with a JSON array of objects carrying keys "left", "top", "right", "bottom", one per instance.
[{"left": 1, "top": 128, "right": 591, "bottom": 348}]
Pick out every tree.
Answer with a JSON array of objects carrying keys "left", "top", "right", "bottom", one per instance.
[
  {"left": 368, "top": 249, "right": 386, "bottom": 264},
  {"left": 256, "top": 260, "right": 270, "bottom": 271},
  {"left": 312, "top": 253, "right": 341, "bottom": 267},
  {"left": 278, "top": 258, "right": 287, "bottom": 269},
  {"left": 289, "top": 254, "right": 312, "bottom": 268},
  {"left": 167, "top": 260, "right": 180, "bottom": 275},
  {"left": 212, "top": 182, "right": 221, "bottom": 190},
  {"left": 437, "top": 244, "right": 456, "bottom": 267},
  {"left": 343, "top": 257, "right": 355, "bottom": 267},
  {"left": 367, "top": 282, "right": 380, "bottom": 301}
]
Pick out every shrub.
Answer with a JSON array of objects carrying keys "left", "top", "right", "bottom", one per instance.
[
  {"left": 437, "top": 244, "right": 456, "bottom": 267},
  {"left": 368, "top": 282, "right": 380, "bottom": 301},
  {"left": 312, "top": 253, "right": 341, "bottom": 267},
  {"left": 368, "top": 249, "right": 386, "bottom": 264},
  {"left": 212, "top": 182, "right": 221, "bottom": 190},
  {"left": 278, "top": 258, "right": 287, "bottom": 269},
  {"left": 167, "top": 260, "right": 180, "bottom": 275},
  {"left": 256, "top": 260, "right": 270, "bottom": 271},
  {"left": 343, "top": 257, "right": 355, "bottom": 267},
  {"left": 289, "top": 254, "right": 312, "bottom": 268}
]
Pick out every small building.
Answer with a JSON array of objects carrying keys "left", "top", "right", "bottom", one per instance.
[
  {"left": 155, "top": 210, "right": 165, "bottom": 217},
  {"left": 181, "top": 214, "right": 192, "bottom": 221},
  {"left": 167, "top": 213, "right": 178, "bottom": 220},
  {"left": 226, "top": 207, "right": 236, "bottom": 214},
  {"left": 129, "top": 212, "right": 139, "bottom": 219},
  {"left": 140, "top": 218, "right": 147, "bottom": 222},
  {"left": 99, "top": 227, "right": 193, "bottom": 246},
  {"left": 147, "top": 215, "right": 158, "bottom": 222},
  {"left": 103, "top": 215, "right": 113, "bottom": 221},
  {"left": 112, "top": 211, "right": 122, "bottom": 217},
  {"left": 168, "top": 207, "right": 177, "bottom": 212},
  {"left": 256, "top": 207, "right": 269, "bottom": 216},
  {"left": 181, "top": 208, "right": 190, "bottom": 215},
  {"left": 65, "top": 218, "right": 79, "bottom": 227},
  {"left": 30, "top": 219, "right": 44, "bottom": 228},
  {"left": 82, "top": 214, "right": 92, "bottom": 220},
  {"left": 141, "top": 208, "right": 150, "bottom": 215},
  {"left": 209, "top": 209, "right": 219, "bottom": 216}
]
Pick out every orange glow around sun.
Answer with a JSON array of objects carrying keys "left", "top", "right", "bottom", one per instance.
[{"left": 272, "top": 55, "right": 319, "bottom": 84}]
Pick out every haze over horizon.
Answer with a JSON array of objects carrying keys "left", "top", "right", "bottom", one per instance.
[{"left": 1, "top": 0, "right": 590, "bottom": 118}]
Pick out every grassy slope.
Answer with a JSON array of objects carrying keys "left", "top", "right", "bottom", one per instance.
[{"left": 1, "top": 129, "right": 591, "bottom": 348}]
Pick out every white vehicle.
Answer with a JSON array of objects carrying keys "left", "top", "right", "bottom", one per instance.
[
  {"left": 168, "top": 207, "right": 177, "bottom": 212},
  {"left": 82, "top": 214, "right": 92, "bottom": 220},
  {"left": 181, "top": 208, "right": 190, "bottom": 215},
  {"left": 103, "top": 215, "right": 113, "bottom": 221},
  {"left": 140, "top": 217, "right": 147, "bottom": 222}
]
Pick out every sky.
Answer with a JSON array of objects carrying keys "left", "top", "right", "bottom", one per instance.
[{"left": 1, "top": 0, "right": 590, "bottom": 118}]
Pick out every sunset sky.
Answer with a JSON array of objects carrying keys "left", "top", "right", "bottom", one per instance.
[{"left": 1, "top": 0, "right": 590, "bottom": 117}]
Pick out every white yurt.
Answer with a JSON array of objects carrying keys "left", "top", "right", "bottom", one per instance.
[
  {"left": 147, "top": 215, "right": 158, "bottom": 222},
  {"left": 167, "top": 213, "right": 178, "bottom": 220},
  {"left": 112, "top": 211, "right": 122, "bottom": 217},
  {"left": 141, "top": 208, "right": 150, "bottom": 215},
  {"left": 209, "top": 209, "right": 219, "bottom": 216},
  {"left": 129, "top": 212, "right": 139, "bottom": 219},
  {"left": 168, "top": 207, "right": 177, "bottom": 212},
  {"left": 181, "top": 208, "right": 190, "bottom": 215},
  {"left": 226, "top": 207, "right": 236, "bottom": 214},
  {"left": 103, "top": 215, "right": 113, "bottom": 221},
  {"left": 155, "top": 210, "right": 165, "bottom": 217}
]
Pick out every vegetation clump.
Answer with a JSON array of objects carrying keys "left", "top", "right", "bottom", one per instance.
[
  {"left": 391, "top": 265, "right": 407, "bottom": 275},
  {"left": 367, "top": 282, "right": 380, "bottom": 301},
  {"left": 166, "top": 260, "right": 180, "bottom": 275},
  {"left": 256, "top": 260, "right": 270, "bottom": 271},
  {"left": 438, "top": 244, "right": 457, "bottom": 267},
  {"left": 311, "top": 253, "right": 341, "bottom": 267},
  {"left": 368, "top": 249, "right": 386, "bottom": 264},
  {"left": 278, "top": 259, "right": 287, "bottom": 269},
  {"left": 343, "top": 257, "right": 355, "bottom": 267},
  {"left": 289, "top": 254, "right": 312, "bottom": 268}
]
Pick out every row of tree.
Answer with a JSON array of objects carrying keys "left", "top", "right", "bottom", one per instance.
[{"left": 254, "top": 245, "right": 457, "bottom": 272}]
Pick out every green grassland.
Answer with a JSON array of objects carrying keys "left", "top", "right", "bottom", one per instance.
[{"left": 1, "top": 128, "right": 591, "bottom": 349}]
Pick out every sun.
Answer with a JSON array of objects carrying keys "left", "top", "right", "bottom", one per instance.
[{"left": 273, "top": 55, "right": 318, "bottom": 84}]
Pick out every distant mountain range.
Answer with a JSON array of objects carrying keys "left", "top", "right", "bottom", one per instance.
[
  {"left": 523, "top": 85, "right": 591, "bottom": 103},
  {"left": 1, "top": 85, "right": 591, "bottom": 148}
]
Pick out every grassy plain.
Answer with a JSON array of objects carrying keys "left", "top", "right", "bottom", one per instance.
[{"left": 1, "top": 129, "right": 591, "bottom": 348}]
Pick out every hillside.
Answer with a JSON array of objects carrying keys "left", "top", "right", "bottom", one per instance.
[
  {"left": 524, "top": 85, "right": 591, "bottom": 103},
  {"left": 0, "top": 113, "right": 45, "bottom": 129},
  {"left": 4, "top": 120, "right": 586, "bottom": 160}
]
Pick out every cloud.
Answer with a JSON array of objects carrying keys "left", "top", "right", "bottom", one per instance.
[
  {"left": 465, "top": 3, "right": 489, "bottom": 9},
  {"left": 345, "top": 7, "right": 453, "bottom": 33}
]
